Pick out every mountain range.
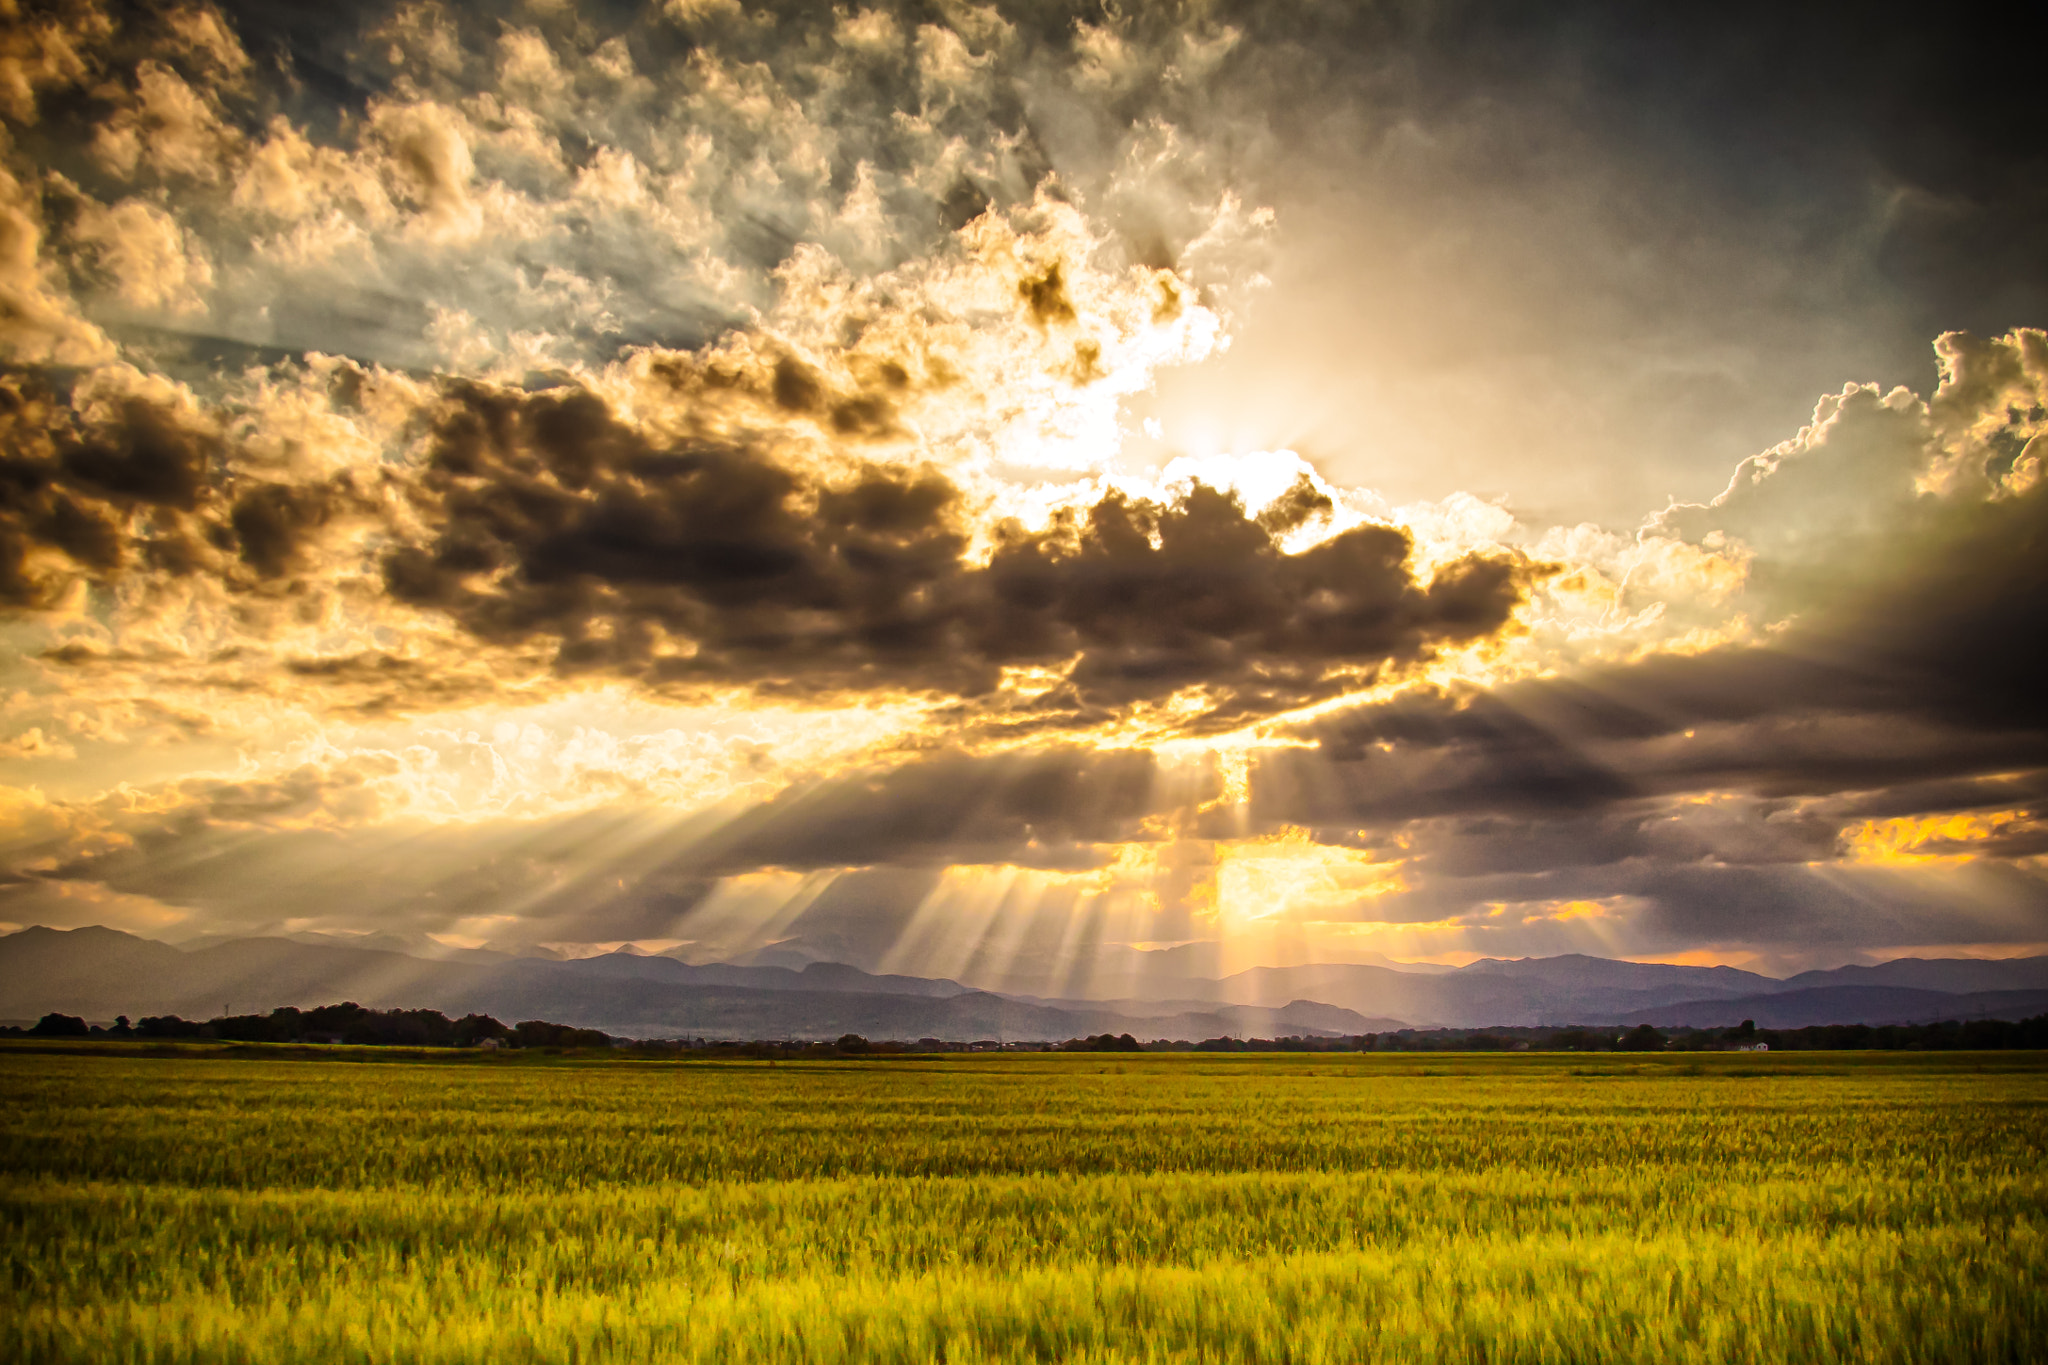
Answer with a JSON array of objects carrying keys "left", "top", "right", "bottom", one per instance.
[{"left": 4, "top": 926, "right": 2046, "bottom": 1040}]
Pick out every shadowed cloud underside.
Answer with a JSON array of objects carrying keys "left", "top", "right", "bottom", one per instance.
[{"left": 0, "top": 0, "right": 2043, "bottom": 982}]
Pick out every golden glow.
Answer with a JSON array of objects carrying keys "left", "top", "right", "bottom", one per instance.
[
  {"left": 1845, "top": 810, "right": 2031, "bottom": 866},
  {"left": 1210, "top": 827, "right": 1407, "bottom": 927},
  {"left": 3, "top": 2, "right": 2043, "bottom": 982},
  {"left": 1523, "top": 899, "right": 1614, "bottom": 925}
]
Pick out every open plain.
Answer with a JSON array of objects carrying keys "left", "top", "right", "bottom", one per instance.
[{"left": 3, "top": 1045, "right": 2044, "bottom": 1363}]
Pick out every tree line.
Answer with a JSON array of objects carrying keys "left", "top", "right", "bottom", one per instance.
[
  {"left": 8, "top": 1010, "right": 2047, "bottom": 1053},
  {"left": 7, "top": 1003, "right": 612, "bottom": 1049},
  {"left": 1220, "top": 1017, "right": 2048, "bottom": 1052},
  {"left": 657, "top": 1016, "right": 2048, "bottom": 1053}
]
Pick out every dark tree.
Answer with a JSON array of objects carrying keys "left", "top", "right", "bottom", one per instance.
[
  {"left": 1617, "top": 1024, "right": 1669, "bottom": 1052},
  {"left": 513, "top": 1020, "right": 612, "bottom": 1049},
  {"left": 454, "top": 1014, "right": 510, "bottom": 1046},
  {"left": 29, "top": 1012, "right": 90, "bottom": 1038}
]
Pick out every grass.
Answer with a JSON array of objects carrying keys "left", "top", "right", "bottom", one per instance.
[{"left": 3, "top": 1046, "right": 2045, "bottom": 1362}]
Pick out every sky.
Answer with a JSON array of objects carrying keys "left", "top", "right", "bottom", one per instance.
[{"left": 0, "top": 0, "right": 2044, "bottom": 991}]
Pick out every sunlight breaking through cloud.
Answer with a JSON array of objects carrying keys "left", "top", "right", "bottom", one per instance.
[{"left": 0, "top": 0, "right": 2043, "bottom": 974}]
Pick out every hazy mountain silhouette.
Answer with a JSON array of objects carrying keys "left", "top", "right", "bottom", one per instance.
[
  {"left": 1141, "top": 956, "right": 1784, "bottom": 1028},
  {"left": 1614, "top": 985, "right": 2048, "bottom": 1029},
  {"left": 0, "top": 927, "right": 1399, "bottom": 1041},
  {"left": 4, "top": 926, "right": 2044, "bottom": 1037},
  {"left": 1779, "top": 957, "right": 2048, "bottom": 994}
]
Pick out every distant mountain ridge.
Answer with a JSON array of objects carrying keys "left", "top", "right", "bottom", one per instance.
[
  {"left": 0, "top": 927, "right": 1402, "bottom": 1042},
  {"left": 1166, "top": 953, "right": 2048, "bottom": 1028},
  {"left": 1615, "top": 985, "right": 2048, "bottom": 1030},
  {"left": 3, "top": 926, "right": 2045, "bottom": 1038}
]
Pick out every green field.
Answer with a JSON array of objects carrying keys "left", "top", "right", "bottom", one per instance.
[{"left": 3, "top": 1046, "right": 2045, "bottom": 1363}]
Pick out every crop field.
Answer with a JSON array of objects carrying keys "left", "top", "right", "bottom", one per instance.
[{"left": 2, "top": 1046, "right": 2045, "bottom": 1363}]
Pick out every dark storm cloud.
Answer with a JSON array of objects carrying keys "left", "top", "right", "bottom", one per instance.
[
  {"left": 0, "top": 374, "right": 211, "bottom": 608},
  {"left": 1258, "top": 673, "right": 2045, "bottom": 849},
  {"left": 1267, "top": 457, "right": 2048, "bottom": 826},
  {"left": 690, "top": 746, "right": 1177, "bottom": 874},
  {"left": 1618, "top": 858, "right": 2048, "bottom": 950},
  {"left": 0, "top": 367, "right": 390, "bottom": 609},
  {"left": 1424, "top": 800, "right": 1842, "bottom": 880},
  {"left": 1262, "top": 669, "right": 2048, "bottom": 832},
  {"left": 5, "top": 0, "right": 2043, "bottom": 971},
  {"left": 2, "top": 360, "right": 1538, "bottom": 730},
  {"left": 382, "top": 381, "right": 1540, "bottom": 722},
  {"left": 1806, "top": 771, "right": 2048, "bottom": 826},
  {"left": 1248, "top": 449, "right": 2048, "bottom": 945},
  {"left": 1277, "top": 771, "right": 2043, "bottom": 954},
  {"left": 379, "top": 379, "right": 980, "bottom": 690},
  {"left": 0, "top": 323, "right": 1538, "bottom": 727},
  {"left": 1257, "top": 696, "right": 1636, "bottom": 826},
  {"left": 1428, "top": 854, "right": 2048, "bottom": 952},
  {"left": 985, "top": 484, "right": 1532, "bottom": 718}
]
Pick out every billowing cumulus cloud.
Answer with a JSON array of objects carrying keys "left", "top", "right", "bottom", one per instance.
[
  {"left": 378, "top": 375, "right": 1536, "bottom": 721},
  {"left": 0, "top": 0, "right": 2042, "bottom": 976}
]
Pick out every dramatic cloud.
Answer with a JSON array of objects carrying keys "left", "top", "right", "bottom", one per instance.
[
  {"left": 1246, "top": 381, "right": 2048, "bottom": 961},
  {"left": 385, "top": 377, "right": 1535, "bottom": 720},
  {"left": 0, "top": 0, "right": 2042, "bottom": 976}
]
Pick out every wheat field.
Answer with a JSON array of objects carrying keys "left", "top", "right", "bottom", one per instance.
[{"left": 3, "top": 1046, "right": 2044, "bottom": 1363}]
